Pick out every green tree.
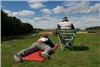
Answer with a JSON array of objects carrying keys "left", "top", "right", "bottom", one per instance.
[{"left": 1, "top": 10, "right": 34, "bottom": 36}]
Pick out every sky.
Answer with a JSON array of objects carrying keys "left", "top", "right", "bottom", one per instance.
[{"left": 1, "top": 0, "right": 100, "bottom": 29}]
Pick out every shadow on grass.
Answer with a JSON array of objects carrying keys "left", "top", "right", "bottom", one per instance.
[{"left": 72, "top": 45, "right": 89, "bottom": 51}]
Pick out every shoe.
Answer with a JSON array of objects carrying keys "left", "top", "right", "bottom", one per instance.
[
  {"left": 40, "top": 53, "right": 49, "bottom": 59},
  {"left": 13, "top": 55, "right": 22, "bottom": 62}
]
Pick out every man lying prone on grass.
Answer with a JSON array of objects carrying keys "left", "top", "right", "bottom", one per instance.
[{"left": 13, "top": 34, "right": 58, "bottom": 62}]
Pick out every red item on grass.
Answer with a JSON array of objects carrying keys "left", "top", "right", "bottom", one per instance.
[{"left": 22, "top": 50, "right": 45, "bottom": 62}]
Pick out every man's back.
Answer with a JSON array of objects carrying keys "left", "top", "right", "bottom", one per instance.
[
  {"left": 58, "top": 21, "right": 72, "bottom": 29},
  {"left": 37, "top": 36, "right": 55, "bottom": 48},
  {"left": 57, "top": 16, "right": 75, "bottom": 30}
]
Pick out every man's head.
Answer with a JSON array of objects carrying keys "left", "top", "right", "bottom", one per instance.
[
  {"left": 62, "top": 16, "right": 69, "bottom": 22},
  {"left": 42, "top": 34, "right": 49, "bottom": 38}
]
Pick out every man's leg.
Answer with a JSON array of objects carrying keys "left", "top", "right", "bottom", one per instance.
[
  {"left": 37, "top": 43, "right": 53, "bottom": 58},
  {"left": 13, "top": 43, "right": 39, "bottom": 62},
  {"left": 16, "top": 43, "right": 39, "bottom": 57}
]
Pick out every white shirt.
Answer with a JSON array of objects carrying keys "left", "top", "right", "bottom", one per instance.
[
  {"left": 58, "top": 21, "right": 72, "bottom": 29},
  {"left": 37, "top": 37, "right": 48, "bottom": 42}
]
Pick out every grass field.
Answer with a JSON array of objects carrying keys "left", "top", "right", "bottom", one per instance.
[{"left": 1, "top": 33, "right": 100, "bottom": 67}]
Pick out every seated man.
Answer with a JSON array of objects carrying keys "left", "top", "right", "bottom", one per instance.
[
  {"left": 57, "top": 16, "right": 75, "bottom": 50},
  {"left": 13, "top": 34, "right": 58, "bottom": 62}
]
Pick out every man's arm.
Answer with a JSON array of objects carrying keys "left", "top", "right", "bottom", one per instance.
[
  {"left": 71, "top": 24, "right": 75, "bottom": 29},
  {"left": 46, "top": 38, "right": 55, "bottom": 48},
  {"left": 57, "top": 24, "right": 61, "bottom": 30}
]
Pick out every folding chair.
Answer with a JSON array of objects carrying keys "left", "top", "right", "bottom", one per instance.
[{"left": 57, "top": 29, "right": 77, "bottom": 50}]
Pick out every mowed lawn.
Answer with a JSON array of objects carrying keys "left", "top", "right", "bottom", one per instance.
[{"left": 1, "top": 33, "right": 100, "bottom": 67}]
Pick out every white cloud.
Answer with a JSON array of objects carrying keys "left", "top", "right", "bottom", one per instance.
[
  {"left": 89, "top": 3, "right": 100, "bottom": 13},
  {"left": 18, "top": 10, "right": 35, "bottom": 17},
  {"left": 63, "top": 1, "right": 80, "bottom": 7},
  {"left": 69, "top": 15, "right": 100, "bottom": 29},
  {"left": 27, "top": 0, "right": 34, "bottom": 3},
  {"left": 21, "top": 16, "right": 60, "bottom": 29},
  {"left": 41, "top": 8, "right": 52, "bottom": 14},
  {"left": 52, "top": 1, "right": 90, "bottom": 14},
  {"left": 27, "top": 0, "right": 45, "bottom": 9},
  {"left": 3, "top": 9, "right": 12, "bottom": 16},
  {"left": 65, "top": 1, "right": 90, "bottom": 14},
  {"left": 27, "top": 0, "right": 46, "bottom": 3},
  {"left": 52, "top": 6, "right": 65, "bottom": 13},
  {"left": 29, "top": 2, "right": 45, "bottom": 9},
  {"left": 3, "top": 9, "right": 35, "bottom": 17},
  {"left": 63, "top": 1, "right": 100, "bottom": 14}
]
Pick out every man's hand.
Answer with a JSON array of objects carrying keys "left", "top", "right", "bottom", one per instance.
[{"left": 52, "top": 44, "right": 59, "bottom": 50}]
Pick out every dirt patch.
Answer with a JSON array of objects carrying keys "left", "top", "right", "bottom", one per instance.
[
  {"left": 39, "top": 32, "right": 53, "bottom": 35},
  {"left": 77, "top": 31, "right": 88, "bottom": 34},
  {"left": 77, "top": 31, "right": 97, "bottom": 34}
]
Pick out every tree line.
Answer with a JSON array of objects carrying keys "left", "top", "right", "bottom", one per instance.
[
  {"left": 1, "top": 10, "right": 34, "bottom": 36},
  {"left": 85, "top": 26, "right": 100, "bottom": 30}
]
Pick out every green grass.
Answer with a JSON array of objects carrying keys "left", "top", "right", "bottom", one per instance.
[{"left": 1, "top": 34, "right": 100, "bottom": 67}]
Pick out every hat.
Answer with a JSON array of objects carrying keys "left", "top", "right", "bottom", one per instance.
[{"left": 62, "top": 16, "right": 68, "bottom": 21}]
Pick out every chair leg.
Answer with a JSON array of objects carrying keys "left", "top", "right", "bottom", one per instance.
[{"left": 67, "top": 42, "right": 73, "bottom": 50}]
